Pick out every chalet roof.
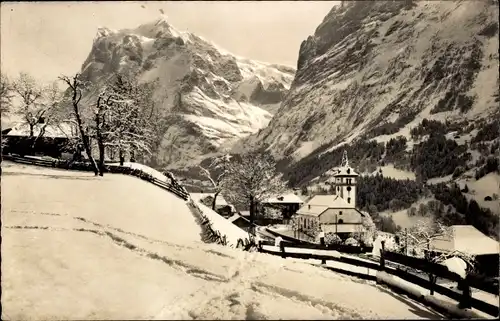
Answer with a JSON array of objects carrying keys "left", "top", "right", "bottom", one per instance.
[
  {"left": 263, "top": 193, "right": 304, "bottom": 204},
  {"left": 190, "top": 193, "right": 229, "bottom": 206},
  {"left": 5, "top": 122, "right": 76, "bottom": 138},
  {"left": 228, "top": 214, "right": 250, "bottom": 224},
  {"left": 430, "top": 225, "right": 500, "bottom": 256}
]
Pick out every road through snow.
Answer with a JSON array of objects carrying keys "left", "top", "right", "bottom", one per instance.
[{"left": 1, "top": 163, "right": 444, "bottom": 320}]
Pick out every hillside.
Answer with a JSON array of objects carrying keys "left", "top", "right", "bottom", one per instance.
[
  {"left": 235, "top": 0, "right": 498, "bottom": 168},
  {"left": 1, "top": 163, "right": 443, "bottom": 319},
  {"left": 78, "top": 15, "right": 295, "bottom": 169}
]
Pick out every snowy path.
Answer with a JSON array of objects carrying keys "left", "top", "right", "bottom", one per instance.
[{"left": 1, "top": 163, "right": 444, "bottom": 320}]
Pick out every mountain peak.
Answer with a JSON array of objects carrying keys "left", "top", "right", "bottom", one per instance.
[
  {"left": 79, "top": 18, "right": 295, "bottom": 169},
  {"left": 154, "top": 14, "right": 170, "bottom": 26}
]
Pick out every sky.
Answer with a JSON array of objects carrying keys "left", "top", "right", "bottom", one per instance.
[{"left": 1, "top": 1, "right": 338, "bottom": 83}]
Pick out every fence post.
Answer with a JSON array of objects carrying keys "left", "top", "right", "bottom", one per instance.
[
  {"left": 380, "top": 240, "right": 386, "bottom": 271},
  {"left": 319, "top": 231, "right": 326, "bottom": 265},
  {"left": 459, "top": 276, "right": 472, "bottom": 309},
  {"left": 429, "top": 274, "right": 437, "bottom": 295},
  {"left": 279, "top": 239, "right": 286, "bottom": 258}
]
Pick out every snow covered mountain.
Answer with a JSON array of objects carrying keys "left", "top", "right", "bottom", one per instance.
[
  {"left": 236, "top": 0, "right": 499, "bottom": 161},
  {"left": 79, "top": 16, "right": 295, "bottom": 168}
]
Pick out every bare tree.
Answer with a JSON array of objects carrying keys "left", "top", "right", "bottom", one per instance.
[
  {"left": 198, "top": 154, "right": 231, "bottom": 210},
  {"left": 12, "top": 72, "right": 45, "bottom": 137},
  {"left": 59, "top": 74, "right": 99, "bottom": 176},
  {"left": 0, "top": 73, "right": 14, "bottom": 116},
  {"left": 225, "top": 151, "right": 285, "bottom": 235}
]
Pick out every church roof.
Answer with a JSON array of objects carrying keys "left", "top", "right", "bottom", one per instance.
[{"left": 296, "top": 195, "right": 352, "bottom": 217}]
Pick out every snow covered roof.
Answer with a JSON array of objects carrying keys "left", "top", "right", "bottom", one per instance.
[
  {"left": 190, "top": 193, "right": 230, "bottom": 206},
  {"left": 5, "top": 122, "right": 76, "bottom": 138},
  {"left": 430, "top": 225, "right": 500, "bottom": 256},
  {"left": 227, "top": 214, "right": 250, "bottom": 224},
  {"left": 296, "top": 195, "right": 351, "bottom": 217},
  {"left": 239, "top": 211, "right": 250, "bottom": 217},
  {"left": 263, "top": 193, "right": 304, "bottom": 204}
]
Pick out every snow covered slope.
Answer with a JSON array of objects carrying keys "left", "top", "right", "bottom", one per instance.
[
  {"left": 238, "top": 0, "right": 499, "bottom": 161},
  {"left": 80, "top": 15, "right": 295, "bottom": 169},
  {"left": 2, "top": 163, "right": 443, "bottom": 319}
]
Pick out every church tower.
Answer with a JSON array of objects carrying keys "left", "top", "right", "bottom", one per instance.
[{"left": 334, "top": 151, "right": 359, "bottom": 208}]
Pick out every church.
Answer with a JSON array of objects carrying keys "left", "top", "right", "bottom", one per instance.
[{"left": 295, "top": 152, "right": 369, "bottom": 240}]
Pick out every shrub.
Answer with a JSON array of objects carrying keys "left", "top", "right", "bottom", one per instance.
[
  {"left": 325, "top": 232, "right": 342, "bottom": 245},
  {"left": 344, "top": 237, "right": 359, "bottom": 246}
]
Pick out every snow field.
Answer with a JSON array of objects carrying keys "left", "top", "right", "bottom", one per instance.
[{"left": 2, "top": 163, "right": 446, "bottom": 319}]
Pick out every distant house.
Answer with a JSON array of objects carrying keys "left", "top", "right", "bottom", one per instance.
[
  {"left": 227, "top": 213, "right": 255, "bottom": 233},
  {"left": 430, "top": 225, "right": 500, "bottom": 277},
  {"left": 190, "top": 193, "right": 235, "bottom": 218},
  {"left": 2, "top": 122, "right": 78, "bottom": 158},
  {"left": 261, "top": 193, "right": 304, "bottom": 224},
  {"left": 295, "top": 156, "right": 369, "bottom": 240}
]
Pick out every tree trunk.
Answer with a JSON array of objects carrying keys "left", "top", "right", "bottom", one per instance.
[
  {"left": 212, "top": 190, "right": 220, "bottom": 211},
  {"left": 249, "top": 195, "right": 255, "bottom": 235},
  {"left": 119, "top": 149, "right": 124, "bottom": 166},
  {"left": 72, "top": 103, "right": 98, "bottom": 176},
  {"left": 95, "top": 110, "right": 105, "bottom": 176}
]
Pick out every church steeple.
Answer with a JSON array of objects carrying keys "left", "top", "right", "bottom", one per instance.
[{"left": 334, "top": 151, "right": 358, "bottom": 208}]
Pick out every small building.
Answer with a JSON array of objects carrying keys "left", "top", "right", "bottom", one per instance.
[
  {"left": 227, "top": 213, "right": 255, "bottom": 233},
  {"left": 2, "top": 122, "right": 77, "bottom": 158},
  {"left": 191, "top": 193, "right": 235, "bottom": 218},
  {"left": 261, "top": 193, "right": 304, "bottom": 224},
  {"left": 430, "top": 225, "right": 500, "bottom": 277},
  {"left": 295, "top": 153, "right": 369, "bottom": 240}
]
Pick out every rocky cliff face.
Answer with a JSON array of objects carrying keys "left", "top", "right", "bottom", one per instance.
[
  {"left": 237, "top": 0, "right": 499, "bottom": 161},
  {"left": 79, "top": 16, "right": 295, "bottom": 168}
]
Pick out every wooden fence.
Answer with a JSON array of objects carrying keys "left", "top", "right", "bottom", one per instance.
[
  {"left": 3, "top": 154, "right": 190, "bottom": 201},
  {"left": 257, "top": 239, "right": 499, "bottom": 318}
]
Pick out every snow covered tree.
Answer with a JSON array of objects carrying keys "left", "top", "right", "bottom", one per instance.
[
  {"left": 198, "top": 154, "right": 231, "bottom": 210},
  {"left": 225, "top": 151, "right": 285, "bottom": 234},
  {"left": 398, "top": 219, "right": 448, "bottom": 258},
  {"left": 302, "top": 219, "right": 321, "bottom": 239},
  {"left": 290, "top": 215, "right": 300, "bottom": 238},
  {"left": 1, "top": 73, "right": 14, "bottom": 115},
  {"left": 30, "top": 81, "right": 65, "bottom": 148},
  {"left": 353, "top": 213, "right": 376, "bottom": 246},
  {"left": 325, "top": 232, "right": 342, "bottom": 245},
  {"left": 59, "top": 73, "right": 99, "bottom": 176},
  {"left": 12, "top": 72, "right": 45, "bottom": 137},
  {"left": 103, "top": 72, "right": 157, "bottom": 165},
  {"left": 398, "top": 219, "right": 477, "bottom": 295}
]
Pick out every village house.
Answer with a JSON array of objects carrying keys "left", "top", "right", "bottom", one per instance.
[
  {"left": 295, "top": 153, "right": 368, "bottom": 240},
  {"left": 261, "top": 193, "right": 304, "bottom": 225},
  {"left": 227, "top": 213, "right": 255, "bottom": 233},
  {"left": 2, "top": 122, "right": 77, "bottom": 159},
  {"left": 191, "top": 192, "right": 235, "bottom": 218}
]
